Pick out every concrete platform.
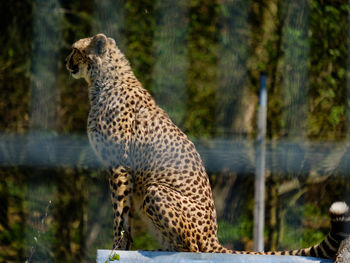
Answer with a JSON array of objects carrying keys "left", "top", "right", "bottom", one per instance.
[{"left": 97, "top": 250, "right": 333, "bottom": 263}]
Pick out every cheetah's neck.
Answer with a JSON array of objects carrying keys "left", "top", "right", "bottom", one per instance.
[{"left": 88, "top": 49, "right": 137, "bottom": 107}]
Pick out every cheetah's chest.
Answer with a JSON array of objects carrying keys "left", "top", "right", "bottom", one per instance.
[{"left": 87, "top": 93, "right": 133, "bottom": 167}]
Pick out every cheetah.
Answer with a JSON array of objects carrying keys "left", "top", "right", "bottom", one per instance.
[{"left": 66, "top": 33, "right": 350, "bottom": 259}]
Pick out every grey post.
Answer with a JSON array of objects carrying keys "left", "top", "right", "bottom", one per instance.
[{"left": 253, "top": 73, "right": 267, "bottom": 252}]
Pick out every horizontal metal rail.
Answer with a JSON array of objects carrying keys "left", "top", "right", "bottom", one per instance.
[{"left": 0, "top": 133, "right": 349, "bottom": 175}]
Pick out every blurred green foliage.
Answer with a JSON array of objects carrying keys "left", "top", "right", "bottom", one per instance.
[
  {"left": 308, "top": 0, "right": 349, "bottom": 139},
  {"left": 0, "top": 0, "right": 349, "bottom": 262},
  {"left": 281, "top": 203, "right": 328, "bottom": 250}
]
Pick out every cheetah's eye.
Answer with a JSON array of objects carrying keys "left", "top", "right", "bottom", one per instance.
[{"left": 72, "top": 48, "right": 83, "bottom": 56}]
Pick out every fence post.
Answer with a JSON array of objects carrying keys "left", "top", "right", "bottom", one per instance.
[{"left": 253, "top": 72, "right": 267, "bottom": 252}]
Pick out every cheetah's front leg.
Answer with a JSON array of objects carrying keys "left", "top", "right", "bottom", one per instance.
[{"left": 109, "top": 166, "right": 133, "bottom": 250}]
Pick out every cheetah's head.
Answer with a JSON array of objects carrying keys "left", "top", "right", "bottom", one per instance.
[{"left": 66, "top": 33, "right": 116, "bottom": 82}]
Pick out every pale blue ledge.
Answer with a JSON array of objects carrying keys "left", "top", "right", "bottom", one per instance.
[{"left": 97, "top": 250, "right": 333, "bottom": 263}]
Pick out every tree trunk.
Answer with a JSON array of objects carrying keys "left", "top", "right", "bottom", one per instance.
[
  {"left": 266, "top": 176, "right": 279, "bottom": 251},
  {"left": 335, "top": 236, "right": 350, "bottom": 263}
]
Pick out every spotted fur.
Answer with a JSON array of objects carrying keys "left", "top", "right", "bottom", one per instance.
[{"left": 66, "top": 33, "right": 350, "bottom": 258}]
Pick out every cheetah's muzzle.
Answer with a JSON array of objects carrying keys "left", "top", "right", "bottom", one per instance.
[{"left": 67, "top": 57, "right": 79, "bottom": 74}]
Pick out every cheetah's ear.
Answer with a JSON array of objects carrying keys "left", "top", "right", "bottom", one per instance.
[
  {"left": 108, "top": 37, "right": 116, "bottom": 46},
  {"left": 91, "top": 34, "right": 107, "bottom": 56}
]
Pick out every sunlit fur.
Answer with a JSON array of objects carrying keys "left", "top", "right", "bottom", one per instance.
[{"left": 330, "top": 202, "right": 349, "bottom": 216}]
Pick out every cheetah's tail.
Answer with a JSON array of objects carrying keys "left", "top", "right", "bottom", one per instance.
[{"left": 227, "top": 202, "right": 350, "bottom": 259}]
